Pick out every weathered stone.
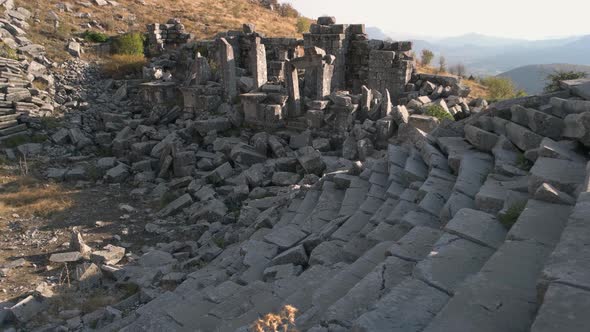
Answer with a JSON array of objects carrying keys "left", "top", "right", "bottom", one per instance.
[
  {"left": 49, "top": 252, "right": 82, "bottom": 263},
  {"left": 91, "top": 245, "right": 126, "bottom": 265},
  {"left": 270, "top": 244, "right": 308, "bottom": 266},
  {"left": 297, "top": 146, "right": 325, "bottom": 175},
  {"left": 534, "top": 183, "right": 576, "bottom": 205},
  {"left": 217, "top": 38, "right": 237, "bottom": 102}
]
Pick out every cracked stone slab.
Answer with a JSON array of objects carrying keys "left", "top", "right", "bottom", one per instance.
[
  {"left": 413, "top": 233, "right": 495, "bottom": 295},
  {"left": 531, "top": 283, "right": 590, "bottom": 332},
  {"left": 444, "top": 208, "right": 507, "bottom": 249},
  {"left": 388, "top": 226, "right": 443, "bottom": 262},
  {"left": 323, "top": 256, "right": 414, "bottom": 327},
  {"left": 352, "top": 277, "right": 450, "bottom": 332},
  {"left": 507, "top": 200, "right": 571, "bottom": 247}
]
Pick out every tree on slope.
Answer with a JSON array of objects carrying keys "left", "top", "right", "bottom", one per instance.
[
  {"left": 421, "top": 49, "right": 434, "bottom": 66},
  {"left": 544, "top": 70, "right": 587, "bottom": 93}
]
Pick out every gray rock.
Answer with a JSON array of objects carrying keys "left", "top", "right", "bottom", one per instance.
[
  {"left": 271, "top": 172, "right": 301, "bottom": 186},
  {"left": 49, "top": 252, "right": 82, "bottom": 263},
  {"left": 270, "top": 244, "right": 308, "bottom": 266},
  {"left": 104, "top": 163, "right": 129, "bottom": 183},
  {"left": 10, "top": 295, "right": 46, "bottom": 323},
  {"left": 444, "top": 208, "right": 507, "bottom": 249},
  {"left": 531, "top": 283, "right": 590, "bottom": 332},
  {"left": 534, "top": 183, "right": 576, "bottom": 205},
  {"left": 297, "top": 146, "right": 325, "bottom": 175}
]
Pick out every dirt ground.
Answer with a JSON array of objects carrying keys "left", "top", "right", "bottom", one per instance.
[{"left": 0, "top": 158, "right": 165, "bottom": 315}]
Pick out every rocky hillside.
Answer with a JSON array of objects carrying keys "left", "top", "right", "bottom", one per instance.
[{"left": 13, "top": 0, "right": 305, "bottom": 60}]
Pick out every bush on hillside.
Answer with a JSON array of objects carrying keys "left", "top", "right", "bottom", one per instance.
[
  {"left": 544, "top": 70, "right": 588, "bottom": 93},
  {"left": 296, "top": 17, "right": 311, "bottom": 33},
  {"left": 425, "top": 104, "right": 454, "bottom": 121},
  {"left": 111, "top": 32, "right": 145, "bottom": 56},
  {"left": 421, "top": 49, "right": 434, "bottom": 66},
  {"left": 276, "top": 3, "right": 299, "bottom": 18},
  {"left": 480, "top": 76, "right": 526, "bottom": 101},
  {"left": 82, "top": 30, "right": 109, "bottom": 43},
  {"left": 102, "top": 54, "right": 146, "bottom": 79}
]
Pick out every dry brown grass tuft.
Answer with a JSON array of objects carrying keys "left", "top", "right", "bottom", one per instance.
[
  {"left": 252, "top": 305, "right": 298, "bottom": 332},
  {"left": 101, "top": 54, "right": 147, "bottom": 79},
  {"left": 0, "top": 175, "right": 75, "bottom": 218}
]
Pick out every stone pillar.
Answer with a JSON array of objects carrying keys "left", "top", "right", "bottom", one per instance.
[
  {"left": 217, "top": 38, "right": 237, "bottom": 103},
  {"left": 359, "top": 85, "right": 372, "bottom": 121},
  {"left": 184, "top": 52, "right": 211, "bottom": 86},
  {"left": 317, "top": 63, "right": 334, "bottom": 99},
  {"left": 249, "top": 36, "right": 267, "bottom": 89},
  {"left": 381, "top": 89, "right": 392, "bottom": 118},
  {"left": 285, "top": 61, "right": 301, "bottom": 118}
]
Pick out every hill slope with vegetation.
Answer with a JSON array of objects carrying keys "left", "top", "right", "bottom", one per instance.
[{"left": 14, "top": 0, "right": 309, "bottom": 60}]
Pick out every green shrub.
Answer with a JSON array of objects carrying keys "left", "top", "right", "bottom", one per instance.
[
  {"left": 82, "top": 30, "right": 109, "bottom": 43},
  {"left": 0, "top": 42, "right": 17, "bottom": 60},
  {"left": 296, "top": 17, "right": 311, "bottom": 33},
  {"left": 111, "top": 32, "right": 145, "bottom": 55},
  {"left": 544, "top": 70, "right": 588, "bottom": 93},
  {"left": 425, "top": 104, "right": 454, "bottom": 121},
  {"left": 480, "top": 77, "right": 527, "bottom": 102},
  {"left": 421, "top": 49, "right": 434, "bottom": 66},
  {"left": 499, "top": 201, "right": 526, "bottom": 229}
]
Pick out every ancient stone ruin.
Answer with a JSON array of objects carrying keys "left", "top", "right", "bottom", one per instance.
[{"left": 3, "top": 10, "right": 590, "bottom": 332}]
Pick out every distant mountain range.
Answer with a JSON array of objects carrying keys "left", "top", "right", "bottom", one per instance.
[
  {"left": 366, "top": 28, "right": 590, "bottom": 77},
  {"left": 498, "top": 64, "right": 590, "bottom": 95}
]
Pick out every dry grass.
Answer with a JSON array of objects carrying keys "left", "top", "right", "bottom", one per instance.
[
  {"left": 252, "top": 305, "right": 298, "bottom": 332},
  {"left": 17, "top": 0, "right": 303, "bottom": 60},
  {"left": 0, "top": 174, "right": 75, "bottom": 218},
  {"left": 101, "top": 54, "right": 147, "bottom": 79}
]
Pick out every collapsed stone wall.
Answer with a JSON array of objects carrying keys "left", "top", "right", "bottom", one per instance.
[
  {"left": 146, "top": 18, "right": 192, "bottom": 56},
  {"left": 142, "top": 17, "right": 416, "bottom": 128}
]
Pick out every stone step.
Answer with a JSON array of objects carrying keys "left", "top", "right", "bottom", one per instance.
[
  {"left": 0, "top": 123, "right": 27, "bottom": 136},
  {"left": 412, "top": 233, "right": 496, "bottom": 296},
  {"left": 530, "top": 283, "right": 590, "bottom": 332},
  {"left": 510, "top": 104, "right": 565, "bottom": 140},
  {"left": 474, "top": 174, "right": 528, "bottom": 214},
  {"left": 443, "top": 208, "right": 507, "bottom": 250},
  {"left": 436, "top": 136, "right": 475, "bottom": 174},
  {"left": 295, "top": 241, "right": 395, "bottom": 330},
  {"left": 387, "top": 144, "right": 409, "bottom": 169},
  {"left": 419, "top": 141, "right": 451, "bottom": 172},
  {"left": 423, "top": 200, "right": 572, "bottom": 332},
  {"left": 401, "top": 150, "right": 429, "bottom": 186},
  {"left": 300, "top": 181, "right": 345, "bottom": 234},
  {"left": 338, "top": 177, "right": 370, "bottom": 216},
  {"left": 0, "top": 119, "right": 18, "bottom": 129},
  {"left": 351, "top": 277, "right": 450, "bottom": 332},
  {"left": 528, "top": 157, "right": 587, "bottom": 196},
  {"left": 539, "top": 192, "right": 590, "bottom": 297},
  {"left": 291, "top": 189, "right": 321, "bottom": 225},
  {"left": 452, "top": 152, "right": 494, "bottom": 199},
  {"left": 321, "top": 256, "right": 414, "bottom": 328}
]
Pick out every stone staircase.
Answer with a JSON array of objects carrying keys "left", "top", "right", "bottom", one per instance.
[{"left": 102, "top": 92, "right": 590, "bottom": 332}]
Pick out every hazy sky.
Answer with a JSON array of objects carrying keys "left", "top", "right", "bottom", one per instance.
[{"left": 283, "top": 0, "right": 590, "bottom": 39}]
